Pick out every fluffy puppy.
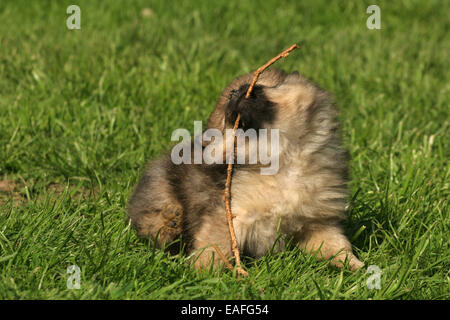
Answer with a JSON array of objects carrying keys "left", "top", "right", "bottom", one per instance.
[{"left": 127, "top": 69, "right": 363, "bottom": 270}]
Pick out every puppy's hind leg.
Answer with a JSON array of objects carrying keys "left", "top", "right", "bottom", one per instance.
[
  {"left": 141, "top": 204, "right": 183, "bottom": 243},
  {"left": 127, "top": 160, "right": 183, "bottom": 251},
  {"left": 129, "top": 201, "right": 183, "bottom": 249},
  {"left": 297, "top": 224, "right": 364, "bottom": 270}
]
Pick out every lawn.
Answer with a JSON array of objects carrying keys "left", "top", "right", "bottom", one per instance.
[{"left": 0, "top": 0, "right": 448, "bottom": 299}]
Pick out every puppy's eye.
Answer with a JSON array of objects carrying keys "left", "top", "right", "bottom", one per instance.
[{"left": 229, "top": 89, "right": 239, "bottom": 100}]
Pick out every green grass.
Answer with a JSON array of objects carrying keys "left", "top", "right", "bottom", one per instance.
[{"left": 0, "top": 0, "right": 448, "bottom": 299}]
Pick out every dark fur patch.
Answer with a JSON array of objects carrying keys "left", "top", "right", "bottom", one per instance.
[{"left": 225, "top": 85, "right": 276, "bottom": 131}]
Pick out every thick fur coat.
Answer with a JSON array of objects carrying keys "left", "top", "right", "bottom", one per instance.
[{"left": 127, "top": 69, "right": 363, "bottom": 270}]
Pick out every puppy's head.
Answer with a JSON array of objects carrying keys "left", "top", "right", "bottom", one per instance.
[{"left": 207, "top": 68, "right": 337, "bottom": 144}]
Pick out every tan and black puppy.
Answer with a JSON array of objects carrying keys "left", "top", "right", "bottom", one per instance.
[{"left": 127, "top": 69, "right": 364, "bottom": 270}]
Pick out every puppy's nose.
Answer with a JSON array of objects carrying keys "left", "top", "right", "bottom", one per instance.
[{"left": 228, "top": 84, "right": 250, "bottom": 105}]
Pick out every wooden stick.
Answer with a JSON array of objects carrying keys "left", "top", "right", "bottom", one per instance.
[
  {"left": 224, "top": 113, "right": 248, "bottom": 278},
  {"left": 223, "top": 44, "right": 299, "bottom": 278},
  {"left": 245, "top": 44, "right": 299, "bottom": 99},
  {"left": 212, "top": 244, "right": 234, "bottom": 273}
]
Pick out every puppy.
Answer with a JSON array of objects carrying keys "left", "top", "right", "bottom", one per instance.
[{"left": 127, "top": 69, "right": 363, "bottom": 270}]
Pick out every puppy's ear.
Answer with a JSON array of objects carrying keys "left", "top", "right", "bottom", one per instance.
[{"left": 282, "top": 71, "right": 301, "bottom": 85}]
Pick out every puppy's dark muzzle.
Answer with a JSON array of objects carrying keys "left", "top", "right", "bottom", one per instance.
[{"left": 225, "top": 84, "right": 276, "bottom": 131}]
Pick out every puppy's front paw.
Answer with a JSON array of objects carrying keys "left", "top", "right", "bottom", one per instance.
[
  {"left": 348, "top": 256, "right": 364, "bottom": 271},
  {"left": 161, "top": 204, "right": 183, "bottom": 234},
  {"left": 329, "top": 253, "right": 364, "bottom": 271}
]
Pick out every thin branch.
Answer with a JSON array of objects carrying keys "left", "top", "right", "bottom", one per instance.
[
  {"left": 223, "top": 44, "right": 300, "bottom": 278},
  {"left": 245, "top": 44, "right": 299, "bottom": 98},
  {"left": 212, "top": 244, "right": 234, "bottom": 273},
  {"left": 224, "top": 113, "right": 248, "bottom": 278}
]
